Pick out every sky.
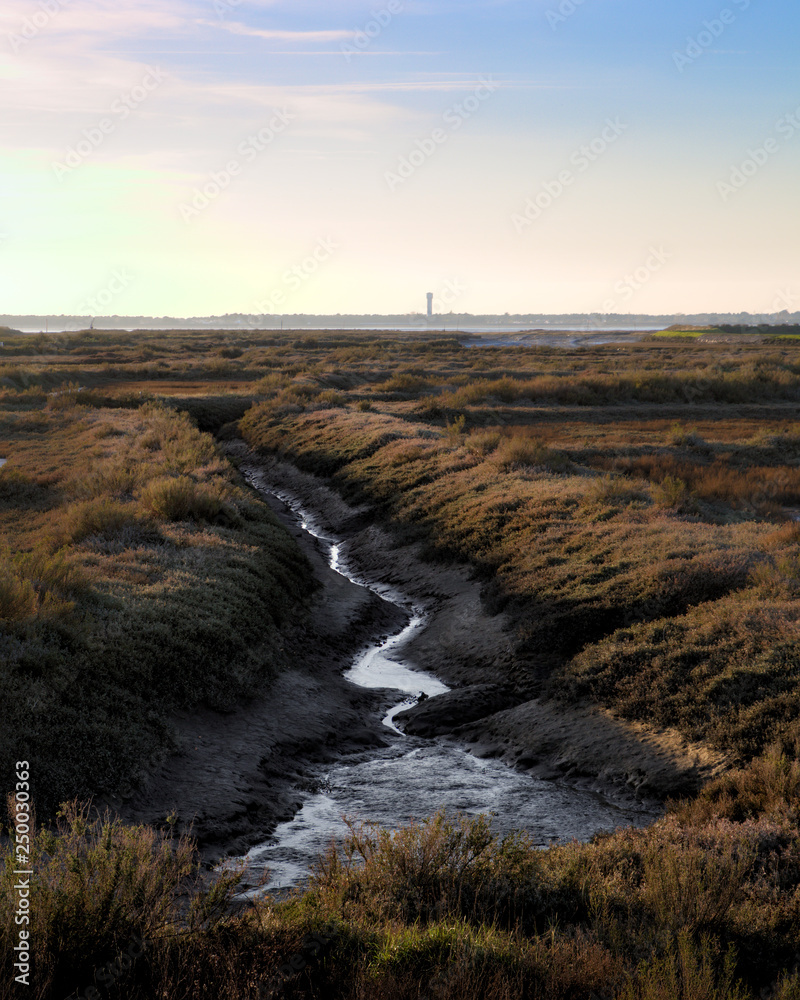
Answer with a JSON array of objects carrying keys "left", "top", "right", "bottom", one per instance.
[{"left": 0, "top": 0, "right": 798, "bottom": 318}]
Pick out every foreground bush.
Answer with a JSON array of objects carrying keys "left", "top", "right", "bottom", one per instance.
[
  {"left": 5, "top": 782, "right": 800, "bottom": 1000},
  {"left": 312, "top": 811, "right": 543, "bottom": 932},
  {"left": 0, "top": 800, "right": 245, "bottom": 1000}
]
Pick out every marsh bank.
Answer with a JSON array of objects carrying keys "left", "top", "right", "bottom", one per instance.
[{"left": 119, "top": 443, "right": 730, "bottom": 867}]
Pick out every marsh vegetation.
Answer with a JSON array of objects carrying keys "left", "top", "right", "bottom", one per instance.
[{"left": 3, "top": 327, "right": 800, "bottom": 997}]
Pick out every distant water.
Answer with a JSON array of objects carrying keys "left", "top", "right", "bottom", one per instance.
[{"left": 11, "top": 322, "right": 662, "bottom": 336}]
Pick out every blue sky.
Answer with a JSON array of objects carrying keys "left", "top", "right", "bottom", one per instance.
[{"left": 0, "top": 0, "right": 798, "bottom": 316}]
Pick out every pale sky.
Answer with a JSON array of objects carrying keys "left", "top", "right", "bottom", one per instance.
[{"left": 1, "top": 0, "right": 798, "bottom": 317}]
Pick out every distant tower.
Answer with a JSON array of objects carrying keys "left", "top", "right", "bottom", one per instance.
[{"left": 426, "top": 292, "right": 433, "bottom": 318}]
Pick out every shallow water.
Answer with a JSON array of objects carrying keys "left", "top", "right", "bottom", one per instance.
[{"left": 235, "top": 476, "right": 658, "bottom": 893}]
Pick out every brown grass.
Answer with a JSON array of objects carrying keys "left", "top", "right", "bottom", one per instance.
[{"left": 5, "top": 330, "right": 800, "bottom": 998}]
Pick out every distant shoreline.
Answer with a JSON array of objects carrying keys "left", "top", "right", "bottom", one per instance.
[{"left": 3, "top": 310, "right": 799, "bottom": 335}]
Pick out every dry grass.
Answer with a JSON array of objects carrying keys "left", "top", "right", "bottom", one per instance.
[
  {"left": 238, "top": 338, "right": 800, "bottom": 762},
  {"left": 0, "top": 392, "right": 315, "bottom": 813},
  {"left": 5, "top": 330, "right": 800, "bottom": 998}
]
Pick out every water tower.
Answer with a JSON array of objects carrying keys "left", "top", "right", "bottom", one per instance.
[{"left": 426, "top": 292, "right": 433, "bottom": 318}]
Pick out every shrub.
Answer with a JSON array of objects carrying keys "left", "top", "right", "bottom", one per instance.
[
  {"left": 583, "top": 473, "right": 650, "bottom": 509},
  {"left": 139, "top": 475, "right": 225, "bottom": 523},
  {"left": 0, "top": 468, "right": 32, "bottom": 499},
  {"left": 61, "top": 498, "right": 142, "bottom": 543},
  {"left": 669, "top": 422, "right": 705, "bottom": 448},
  {"left": 254, "top": 372, "right": 290, "bottom": 394},
  {"left": 0, "top": 468, "right": 50, "bottom": 508},
  {"left": 375, "top": 372, "right": 432, "bottom": 394},
  {"left": 651, "top": 475, "right": 691, "bottom": 510},
  {"left": 762, "top": 521, "right": 800, "bottom": 550},
  {"left": 0, "top": 546, "right": 89, "bottom": 621},
  {"left": 466, "top": 430, "right": 501, "bottom": 456},
  {"left": 315, "top": 389, "right": 346, "bottom": 408},
  {"left": 313, "top": 810, "right": 542, "bottom": 932},
  {"left": 495, "top": 436, "right": 570, "bottom": 473},
  {"left": 172, "top": 395, "right": 254, "bottom": 433},
  {"left": 0, "top": 799, "right": 241, "bottom": 1000},
  {"left": 0, "top": 570, "right": 38, "bottom": 621},
  {"left": 77, "top": 462, "right": 141, "bottom": 499},
  {"left": 749, "top": 555, "right": 800, "bottom": 597},
  {"left": 620, "top": 932, "right": 747, "bottom": 1000},
  {"left": 446, "top": 413, "right": 467, "bottom": 439},
  {"left": 640, "top": 838, "right": 754, "bottom": 934},
  {"left": 675, "top": 749, "right": 800, "bottom": 824}
]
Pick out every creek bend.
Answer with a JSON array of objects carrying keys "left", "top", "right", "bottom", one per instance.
[{"left": 234, "top": 472, "right": 659, "bottom": 893}]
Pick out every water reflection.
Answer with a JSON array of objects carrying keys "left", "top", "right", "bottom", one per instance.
[{"left": 235, "top": 473, "right": 658, "bottom": 893}]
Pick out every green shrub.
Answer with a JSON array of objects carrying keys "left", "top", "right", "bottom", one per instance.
[
  {"left": 669, "top": 423, "right": 705, "bottom": 448},
  {"left": 0, "top": 468, "right": 51, "bottom": 509},
  {"left": 651, "top": 475, "right": 691, "bottom": 510},
  {"left": 138, "top": 402, "right": 220, "bottom": 471},
  {"left": 446, "top": 413, "right": 467, "bottom": 438},
  {"left": 375, "top": 372, "right": 432, "bottom": 394},
  {"left": 315, "top": 389, "right": 346, "bottom": 408},
  {"left": 620, "top": 932, "right": 746, "bottom": 1000},
  {"left": 76, "top": 462, "right": 141, "bottom": 499},
  {"left": 640, "top": 838, "right": 753, "bottom": 935},
  {"left": 675, "top": 749, "right": 800, "bottom": 824},
  {"left": 772, "top": 971, "right": 800, "bottom": 1000}
]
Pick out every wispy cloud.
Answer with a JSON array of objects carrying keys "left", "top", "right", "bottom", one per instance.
[
  {"left": 241, "top": 50, "right": 445, "bottom": 57},
  {"left": 0, "top": 0, "right": 187, "bottom": 40},
  {"left": 196, "top": 19, "right": 353, "bottom": 44}
]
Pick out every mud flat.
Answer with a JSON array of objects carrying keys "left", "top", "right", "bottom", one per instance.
[
  {"left": 116, "top": 461, "right": 406, "bottom": 861},
  {"left": 236, "top": 454, "right": 727, "bottom": 805},
  {"left": 118, "top": 445, "right": 726, "bottom": 862}
]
